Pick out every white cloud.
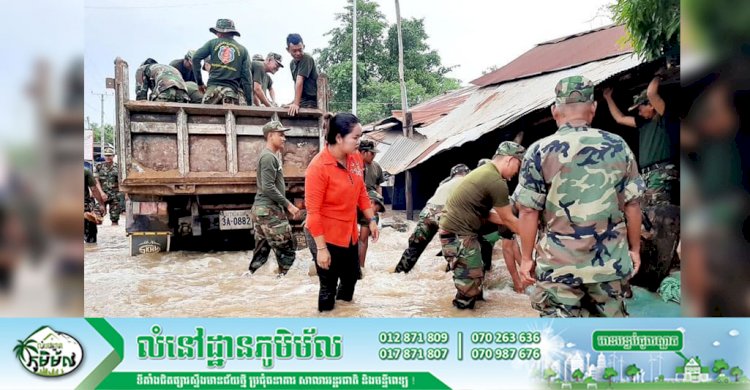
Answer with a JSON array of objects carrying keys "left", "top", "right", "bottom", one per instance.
[
  {"left": 566, "top": 343, "right": 576, "bottom": 348},
  {"left": 713, "top": 341, "right": 721, "bottom": 347},
  {"left": 729, "top": 329, "right": 740, "bottom": 337}
]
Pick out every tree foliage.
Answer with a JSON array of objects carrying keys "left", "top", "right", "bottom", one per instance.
[
  {"left": 713, "top": 359, "right": 730, "bottom": 375},
  {"left": 610, "top": 0, "right": 680, "bottom": 61},
  {"left": 314, "top": 0, "right": 460, "bottom": 124}
]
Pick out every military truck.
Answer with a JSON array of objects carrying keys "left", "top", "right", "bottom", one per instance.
[{"left": 111, "top": 58, "right": 328, "bottom": 254}]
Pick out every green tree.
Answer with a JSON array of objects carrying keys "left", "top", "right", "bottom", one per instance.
[
  {"left": 657, "top": 374, "right": 665, "bottom": 382},
  {"left": 730, "top": 367, "right": 744, "bottom": 382},
  {"left": 314, "top": 0, "right": 460, "bottom": 124},
  {"left": 13, "top": 338, "right": 39, "bottom": 371},
  {"left": 90, "top": 122, "right": 115, "bottom": 146},
  {"left": 625, "top": 364, "right": 640, "bottom": 382},
  {"left": 543, "top": 368, "right": 557, "bottom": 383},
  {"left": 609, "top": 0, "right": 680, "bottom": 62},
  {"left": 584, "top": 376, "right": 597, "bottom": 384},
  {"left": 572, "top": 368, "right": 584, "bottom": 382},
  {"left": 713, "top": 359, "right": 730, "bottom": 375},
  {"left": 603, "top": 367, "right": 618, "bottom": 387}
]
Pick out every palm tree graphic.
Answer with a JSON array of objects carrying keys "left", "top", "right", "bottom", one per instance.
[{"left": 13, "top": 338, "right": 39, "bottom": 372}]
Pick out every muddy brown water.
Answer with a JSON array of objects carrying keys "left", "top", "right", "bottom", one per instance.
[{"left": 84, "top": 212, "right": 538, "bottom": 318}]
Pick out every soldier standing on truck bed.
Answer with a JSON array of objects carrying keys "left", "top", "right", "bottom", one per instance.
[
  {"left": 192, "top": 19, "right": 253, "bottom": 106},
  {"left": 248, "top": 120, "right": 301, "bottom": 276},
  {"left": 94, "top": 146, "right": 122, "bottom": 226},
  {"left": 134, "top": 59, "right": 190, "bottom": 102},
  {"left": 285, "top": 33, "right": 318, "bottom": 116},
  {"left": 251, "top": 53, "right": 283, "bottom": 107},
  {"left": 169, "top": 50, "right": 198, "bottom": 83}
]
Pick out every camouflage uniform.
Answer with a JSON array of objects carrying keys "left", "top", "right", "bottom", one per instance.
[
  {"left": 202, "top": 85, "right": 247, "bottom": 105},
  {"left": 249, "top": 121, "right": 296, "bottom": 274},
  {"left": 84, "top": 168, "right": 102, "bottom": 243},
  {"left": 185, "top": 81, "right": 204, "bottom": 103},
  {"left": 135, "top": 63, "right": 189, "bottom": 102},
  {"left": 641, "top": 162, "right": 678, "bottom": 206},
  {"left": 440, "top": 144, "right": 525, "bottom": 309},
  {"left": 395, "top": 164, "right": 471, "bottom": 273},
  {"left": 513, "top": 76, "right": 645, "bottom": 318},
  {"left": 94, "top": 150, "right": 121, "bottom": 223}
]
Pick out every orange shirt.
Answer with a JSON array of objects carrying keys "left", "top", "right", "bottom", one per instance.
[{"left": 305, "top": 147, "right": 371, "bottom": 247}]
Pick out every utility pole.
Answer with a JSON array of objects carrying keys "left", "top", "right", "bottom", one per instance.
[
  {"left": 395, "top": 0, "right": 414, "bottom": 220},
  {"left": 352, "top": 0, "right": 357, "bottom": 115},
  {"left": 91, "top": 91, "right": 112, "bottom": 153}
]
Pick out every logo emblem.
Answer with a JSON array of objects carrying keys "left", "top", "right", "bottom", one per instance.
[
  {"left": 138, "top": 240, "right": 162, "bottom": 254},
  {"left": 14, "top": 326, "right": 84, "bottom": 377},
  {"left": 218, "top": 46, "right": 236, "bottom": 64}
]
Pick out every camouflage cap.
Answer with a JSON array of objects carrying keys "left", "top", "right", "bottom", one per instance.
[
  {"left": 450, "top": 163, "right": 471, "bottom": 177},
  {"left": 359, "top": 140, "right": 377, "bottom": 153},
  {"left": 628, "top": 90, "right": 649, "bottom": 111},
  {"left": 252, "top": 54, "right": 264, "bottom": 61},
  {"left": 185, "top": 50, "right": 196, "bottom": 60},
  {"left": 262, "top": 120, "right": 290, "bottom": 136},
  {"left": 210, "top": 19, "right": 240, "bottom": 37},
  {"left": 103, "top": 146, "right": 115, "bottom": 156},
  {"left": 494, "top": 141, "right": 526, "bottom": 160},
  {"left": 368, "top": 190, "right": 385, "bottom": 211},
  {"left": 554, "top": 75, "right": 594, "bottom": 105},
  {"left": 267, "top": 52, "right": 284, "bottom": 68}
]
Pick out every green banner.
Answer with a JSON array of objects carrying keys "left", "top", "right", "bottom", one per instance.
[
  {"left": 592, "top": 330, "right": 683, "bottom": 352},
  {"left": 97, "top": 372, "right": 450, "bottom": 389},
  {"left": 77, "top": 318, "right": 125, "bottom": 390}
]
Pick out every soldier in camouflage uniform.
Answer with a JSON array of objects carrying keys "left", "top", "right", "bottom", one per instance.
[
  {"left": 394, "top": 164, "right": 470, "bottom": 273},
  {"left": 248, "top": 120, "right": 301, "bottom": 275},
  {"left": 94, "top": 146, "right": 122, "bottom": 225},
  {"left": 439, "top": 143, "right": 525, "bottom": 309},
  {"left": 192, "top": 19, "right": 253, "bottom": 106},
  {"left": 603, "top": 76, "right": 677, "bottom": 206},
  {"left": 185, "top": 81, "right": 204, "bottom": 103},
  {"left": 84, "top": 168, "right": 107, "bottom": 243},
  {"left": 514, "top": 75, "right": 645, "bottom": 318},
  {"left": 135, "top": 59, "right": 190, "bottom": 103}
]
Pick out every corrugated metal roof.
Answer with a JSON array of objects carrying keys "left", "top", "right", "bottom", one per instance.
[
  {"left": 375, "top": 135, "right": 432, "bottom": 175},
  {"left": 391, "top": 86, "right": 478, "bottom": 127},
  {"left": 471, "top": 25, "right": 632, "bottom": 87},
  {"left": 409, "top": 54, "right": 642, "bottom": 169}
]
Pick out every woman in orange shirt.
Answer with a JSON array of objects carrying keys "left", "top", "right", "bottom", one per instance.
[{"left": 305, "top": 113, "right": 379, "bottom": 312}]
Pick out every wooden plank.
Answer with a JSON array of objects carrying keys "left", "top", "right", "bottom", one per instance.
[
  {"left": 177, "top": 108, "right": 189, "bottom": 176},
  {"left": 130, "top": 113, "right": 176, "bottom": 123},
  {"left": 187, "top": 123, "right": 226, "bottom": 135},
  {"left": 125, "top": 100, "right": 324, "bottom": 118},
  {"left": 236, "top": 125, "right": 319, "bottom": 137},
  {"left": 131, "top": 122, "right": 177, "bottom": 134},
  {"left": 115, "top": 58, "right": 132, "bottom": 181},
  {"left": 226, "top": 110, "right": 238, "bottom": 175},
  {"left": 189, "top": 135, "right": 227, "bottom": 172},
  {"left": 317, "top": 74, "right": 329, "bottom": 151}
]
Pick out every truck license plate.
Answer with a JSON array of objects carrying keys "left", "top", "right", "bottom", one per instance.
[{"left": 219, "top": 210, "right": 253, "bottom": 230}]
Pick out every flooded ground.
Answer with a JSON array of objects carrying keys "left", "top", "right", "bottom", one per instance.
[
  {"left": 84, "top": 211, "right": 539, "bottom": 318},
  {"left": 85, "top": 209, "right": 680, "bottom": 318}
]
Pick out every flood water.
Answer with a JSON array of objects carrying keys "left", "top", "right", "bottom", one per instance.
[{"left": 84, "top": 211, "right": 538, "bottom": 318}]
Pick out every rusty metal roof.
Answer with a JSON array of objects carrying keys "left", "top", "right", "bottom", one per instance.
[
  {"left": 471, "top": 25, "right": 632, "bottom": 87},
  {"left": 377, "top": 53, "right": 642, "bottom": 175},
  {"left": 390, "top": 86, "right": 478, "bottom": 127}
]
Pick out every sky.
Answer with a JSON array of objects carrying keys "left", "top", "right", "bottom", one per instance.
[{"left": 84, "top": 0, "right": 613, "bottom": 128}]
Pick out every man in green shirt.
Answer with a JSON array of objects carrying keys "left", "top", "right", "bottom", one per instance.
[
  {"left": 439, "top": 141, "right": 526, "bottom": 309},
  {"left": 251, "top": 52, "right": 283, "bottom": 107},
  {"left": 249, "top": 120, "right": 301, "bottom": 275},
  {"left": 603, "top": 76, "right": 677, "bottom": 206},
  {"left": 192, "top": 19, "right": 253, "bottom": 106},
  {"left": 285, "top": 33, "right": 318, "bottom": 116},
  {"left": 356, "top": 140, "right": 385, "bottom": 271}
]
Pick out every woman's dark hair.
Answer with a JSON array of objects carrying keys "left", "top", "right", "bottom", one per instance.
[{"left": 324, "top": 112, "right": 360, "bottom": 145}]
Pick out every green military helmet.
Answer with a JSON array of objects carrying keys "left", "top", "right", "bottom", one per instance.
[
  {"left": 252, "top": 54, "right": 264, "bottom": 61},
  {"left": 450, "top": 163, "right": 470, "bottom": 177},
  {"left": 554, "top": 75, "right": 594, "bottom": 105},
  {"left": 358, "top": 140, "right": 377, "bottom": 153},
  {"left": 267, "top": 52, "right": 284, "bottom": 68},
  {"left": 368, "top": 190, "right": 385, "bottom": 212},
  {"left": 210, "top": 18, "right": 240, "bottom": 37},
  {"left": 494, "top": 141, "right": 526, "bottom": 160},
  {"left": 103, "top": 146, "right": 115, "bottom": 156},
  {"left": 262, "top": 120, "right": 291, "bottom": 137},
  {"left": 628, "top": 90, "right": 649, "bottom": 111}
]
